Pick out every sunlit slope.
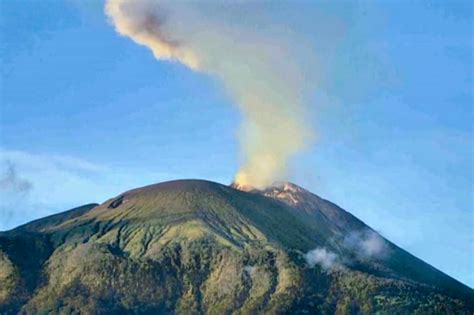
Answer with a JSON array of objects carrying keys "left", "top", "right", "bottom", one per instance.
[
  {"left": 0, "top": 180, "right": 472, "bottom": 314},
  {"left": 257, "top": 183, "right": 473, "bottom": 302}
]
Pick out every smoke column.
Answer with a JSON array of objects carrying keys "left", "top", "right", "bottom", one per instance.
[{"left": 106, "top": 0, "right": 313, "bottom": 189}]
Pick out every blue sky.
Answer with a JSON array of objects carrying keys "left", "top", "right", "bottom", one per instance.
[{"left": 0, "top": 1, "right": 472, "bottom": 286}]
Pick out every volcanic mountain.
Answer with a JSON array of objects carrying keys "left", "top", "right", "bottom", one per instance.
[{"left": 0, "top": 180, "right": 472, "bottom": 314}]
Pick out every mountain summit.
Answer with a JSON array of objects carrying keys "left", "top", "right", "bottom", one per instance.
[{"left": 1, "top": 179, "right": 472, "bottom": 314}]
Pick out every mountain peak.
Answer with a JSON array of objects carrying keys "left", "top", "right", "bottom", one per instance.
[
  {"left": 260, "top": 181, "right": 308, "bottom": 206},
  {"left": 230, "top": 180, "right": 309, "bottom": 206},
  {"left": 229, "top": 181, "right": 255, "bottom": 192},
  {"left": 1, "top": 178, "right": 472, "bottom": 313}
]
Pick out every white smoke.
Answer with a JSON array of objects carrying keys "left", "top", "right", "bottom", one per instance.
[
  {"left": 304, "top": 247, "right": 339, "bottom": 271},
  {"left": 344, "top": 230, "right": 389, "bottom": 259},
  {"left": 105, "top": 0, "right": 314, "bottom": 189}
]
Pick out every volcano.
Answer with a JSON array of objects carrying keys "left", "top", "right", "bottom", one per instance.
[{"left": 0, "top": 180, "right": 472, "bottom": 314}]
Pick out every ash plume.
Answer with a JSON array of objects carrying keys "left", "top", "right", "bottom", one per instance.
[{"left": 105, "top": 0, "right": 313, "bottom": 189}]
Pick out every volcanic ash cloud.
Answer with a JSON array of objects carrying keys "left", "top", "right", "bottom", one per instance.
[{"left": 106, "top": 0, "right": 313, "bottom": 189}]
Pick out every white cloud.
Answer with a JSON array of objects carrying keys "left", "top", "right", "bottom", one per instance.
[
  {"left": 304, "top": 247, "right": 339, "bottom": 271},
  {"left": 0, "top": 149, "right": 106, "bottom": 174},
  {"left": 0, "top": 150, "right": 107, "bottom": 230},
  {"left": 0, "top": 149, "right": 105, "bottom": 207},
  {"left": 344, "top": 230, "right": 389, "bottom": 259},
  {"left": 0, "top": 148, "right": 184, "bottom": 231}
]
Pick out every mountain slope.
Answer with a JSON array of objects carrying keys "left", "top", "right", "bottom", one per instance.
[
  {"left": 0, "top": 179, "right": 472, "bottom": 314},
  {"left": 257, "top": 183, "right": 472, "bottom": 300}
]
